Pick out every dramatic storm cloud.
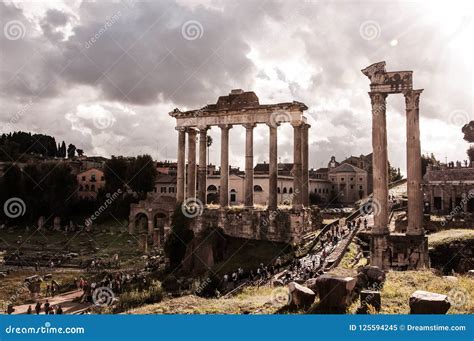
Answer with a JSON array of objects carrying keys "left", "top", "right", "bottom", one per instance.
[{"left": 0, "top": 0, "right": 472, "bottom": 172}]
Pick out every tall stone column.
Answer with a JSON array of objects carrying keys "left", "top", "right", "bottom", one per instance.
[
  {"left": 369, "top": 92, "right": 389, "bottom": 269},
  {"left": 405, "top": 90, "right": 424, "bottom": 235},
  {"left": 176, "top": 127, "right": 186, "bottom": 203},
  {"left": 451, "top": 186, "right": 457, "bottom": 211},
  {"left": 186, "top": 128, "right": 197, "bottom": 199},
  {"left": 430, "top": 186, "right": 435, "bottom": 213},
  {"left": 268, "top": 123, "right": 278, "bottom": 210},
  {"left": 302, "top": 123, "right": 310, "bottom": 207},
  {"left": 463, "top": 187, "right": 469, "bottom": 214},
  {"left": 219, "top": 124, "right": 232, "bottom": 207},
  {"left": 244, "top": 123, "right": 256, "bottom": 207},
  {"left": 292, "top": 121, "right": 303, "bottom": 209},
  {"left": 198, "top": 126, "right": 209, "bottom": 205}
]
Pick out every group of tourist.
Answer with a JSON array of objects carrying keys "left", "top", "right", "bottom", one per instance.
[
  {"left": 222, "top": 259, "right": 289, "bottom": 292},
  {"left": 78, "top": 270, "right": 148, "bottom": 304},
  {"left": 45, "top": 281, "right": 60, "bottom": 297},
  {"left": 6, "top": 300, "right": 64, "bottom": 315}
]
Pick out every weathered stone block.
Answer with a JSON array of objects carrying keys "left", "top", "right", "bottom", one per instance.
[
  {"left": 360, "top": 290, "right": 381, "bottom": 311},
  {"left": 288, "top": 282, "right": 316, "bottom": 309},
  {"left": 357, "top": 265, "right": 385, "bottom": 288},
  {"left": 409, "top": 290, "right": 451, "bottom": 314},
  {"left": 316, "top": 274, "right": 357, "bottom": 309}
]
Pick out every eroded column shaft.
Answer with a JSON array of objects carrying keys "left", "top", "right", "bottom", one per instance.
[
  {"left": 302, "top": 123, "right": 310, "bottom": 207},
  {"left": 292, "top": 122, "right": 303, "bottom": 208},
  {"left": 268, "top": 124, "right": 278, "bottom": 210},
  {"left": 244, "top": 124, "right": 256, "bottom": 207},
  {"left": 220, "top": 125, "right": 231, "bottom": 207},
  {"left": 186, "top": 129, "right": 197, "bottom": 199},
  {"left": 405, "top": 90, "right": 424, "bottom": 235},
  {"left": 176, "top": 128, "right": 186, "bottom": 202},
  {"left": 198, "top": 127, "right": 208, "bottom": 205}
]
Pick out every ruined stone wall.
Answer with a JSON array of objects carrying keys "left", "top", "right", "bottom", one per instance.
[{"left": 191, "top": 207, "right": 320, "bottom": 244}]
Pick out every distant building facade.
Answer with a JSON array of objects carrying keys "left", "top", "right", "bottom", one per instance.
[
  {"left": 423, "top": 164, "right": 474, "bottom": 214},
  {"left": 310, "top": 156, "right": 369, "bottom": 205},
  {"left": 77, "top": 168, "right": 105, "bottom": 199}
]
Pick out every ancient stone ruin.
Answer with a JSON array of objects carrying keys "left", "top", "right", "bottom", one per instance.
[
  {"left": 168, "top": 89, "right": 316, "bottom": 243},
  {"left": 362, "top": 61, "right": 429, "bottom": 270}
]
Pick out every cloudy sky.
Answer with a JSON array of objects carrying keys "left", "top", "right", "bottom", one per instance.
[{"left": 0, "top": 0, "right": 472, "bottom": 173}]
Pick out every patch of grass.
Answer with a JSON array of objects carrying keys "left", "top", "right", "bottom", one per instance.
[
  {"left": 117, "top": 281, "right": 163, "bottom": 311},
  {"left": 348, "top": 270, "right": 474, "bottom": 314},
  {"left": 339, "top": 243, "right": 358, "bottom": 269},
  {"left": 128, "top": 285, "right": 281, "bottom": 314},
  {"left": 428, "top": 229, "right": 474, "bottom": 247}
]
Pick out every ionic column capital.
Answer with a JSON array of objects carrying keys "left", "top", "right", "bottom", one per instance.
[{"left": 175, "top": 126, "right": 186, "bottom": 132}]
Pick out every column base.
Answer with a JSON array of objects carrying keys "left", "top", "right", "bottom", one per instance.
[
  {"left": 388, "top": 233, "right": 429, "bottom": 270},
  {"left": 370, "top": 231, "right": 391, "bottom": 270}
]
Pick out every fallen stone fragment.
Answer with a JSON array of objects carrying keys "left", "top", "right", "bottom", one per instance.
[{"left": 409, "top": 290, "right": 451, "bottom": 314}]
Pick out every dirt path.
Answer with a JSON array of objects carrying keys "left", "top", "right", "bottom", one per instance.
[{"left": 11, "top": 290, "right": 89, "bottom": 315}]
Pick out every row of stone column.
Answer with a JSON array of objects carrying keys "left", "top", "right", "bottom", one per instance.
[
  {"left": 176, "top": 122, "right": 310, "bottom": 210},
  {"left": 370, "top": 89, "right": 424, "bottom": 239}
]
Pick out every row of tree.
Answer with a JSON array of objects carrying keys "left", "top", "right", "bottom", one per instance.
[
  {"left": 0, "top": 154, "right": 158, "bottom": 225},
  {"left": 0, "top": 132, "right": 82, "bottom": 161},
  {"left": 0, "top": 163, "right": 78, "bottom": 223}
]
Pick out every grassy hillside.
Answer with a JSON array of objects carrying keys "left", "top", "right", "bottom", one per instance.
[{"left": 128, "top": 286, "right": 282, "bottom": 314}]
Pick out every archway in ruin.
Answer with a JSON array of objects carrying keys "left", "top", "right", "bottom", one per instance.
[{"left": 134, "top": 213, "right": 148, "bottom": 234}]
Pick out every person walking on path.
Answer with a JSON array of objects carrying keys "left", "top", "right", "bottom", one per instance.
[{"left": 35, "top": 302, "right": 41, "bottom": 314}]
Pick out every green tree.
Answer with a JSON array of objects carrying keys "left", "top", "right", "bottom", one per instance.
[
  {"left": 67, "top": 144, "right": 76, "bottom": 158},
  {"left": 128, "top": 154, "right": 157, "bottom": 197},
  {"left": 462, "top": 121, "right": 474, "bottom": 143},
  {"left": 467, "top": 146, "right": 474, "bottom": 163},
  {"left": 60, "top": 141, "right": 67, "bottom": 158},
  {"left": 104, "top": 156, "right": 129, "bottom": 192},
  {"left": 389, "top": 163, "right": 402, "bottom": 182}
]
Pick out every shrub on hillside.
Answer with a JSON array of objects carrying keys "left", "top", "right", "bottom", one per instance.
[{"left": 117, "top": 281, "right": 163, "bottom": 311}]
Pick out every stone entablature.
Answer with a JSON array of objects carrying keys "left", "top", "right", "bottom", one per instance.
[
  {"left": 361, "top": 61, "right": 413, "bottom": 94},
  {"left": 170, "top": 91, "right": 307, "bottom": 128}
]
